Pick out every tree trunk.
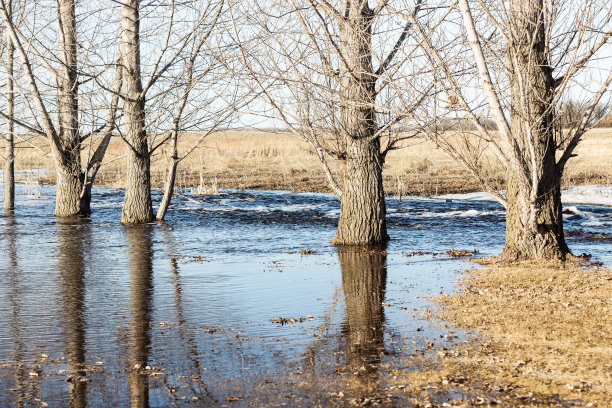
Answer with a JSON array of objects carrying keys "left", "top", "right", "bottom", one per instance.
[
  {"left": 156, "top": 159, "right": 178, "bottom": 222},
  {"left": 156, "top": 127, "right": 179, "bottom": 221},
  {"left": 3, "top": 0, "right": 14, "bottom": 211},
  {"left": 332, "top": 2, "right": 388, "bottom": 245},
  {"left": 120, "top": 0, "right": 154, "bottom": 224},
  {"left": 333, "top": 137, "right": 388, "bottom": 245},
  {"left": 55, "top": 165, "right": 88, "bottom": 216},
  {"left": 54, "top": 0, "right": 88, "bottom": 216},
  {"left": 503, "top": 171, "right": 568, "bottom": 260},
  {"left": 501, "top": 0, "right": 569, "bottom": 260}
]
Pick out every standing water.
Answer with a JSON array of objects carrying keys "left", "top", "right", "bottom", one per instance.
[{"left": 0, "top": 182, "right": 610, "bottom": 406}]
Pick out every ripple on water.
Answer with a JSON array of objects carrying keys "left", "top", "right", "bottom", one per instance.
[{"left": 0, "top": 184, "right": 609, "bottom": 406}]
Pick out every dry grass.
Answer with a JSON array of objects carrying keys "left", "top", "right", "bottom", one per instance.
[
  {"left": 562, "top": 128, "right": 612, "bottom": 186},
  {"left": 391, "top": 261, "right": 612, "bottom": 407},
  {"left": 4, "top": 128, "right": 612, "bottom": 195}
]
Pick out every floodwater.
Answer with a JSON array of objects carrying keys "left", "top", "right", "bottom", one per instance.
[{"left": 0, "top": 182, "right": 610, "bottom": 407}]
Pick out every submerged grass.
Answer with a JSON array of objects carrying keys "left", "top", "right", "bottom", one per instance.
[{"left": 391, "top": 261, "right": 612, "bottom": 407}]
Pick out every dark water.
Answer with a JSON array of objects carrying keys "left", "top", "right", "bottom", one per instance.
[{"left": 0, "top": 183, "right": 610, "bottom": 407}]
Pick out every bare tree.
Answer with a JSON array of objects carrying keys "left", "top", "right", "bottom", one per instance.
[
  {"left": 118, "top": 0, "right": 153, "bottom": 223},
  {"left": 0, "top": 0, "right": 121, "bottom": 216},
  {"left": 153, "top": 0, "right": 248, "bottom": 222},
  {"left": 234, "top": 0, "right": 429, "bottom": 245},
  {"left": 406, "top": 0, "right": 612, "bottom": 260},
  {"left": 559, "top": 100, "right": 609, "bottom": 128},
  {"left": 114, "top": 0, "right": 242, "bottom": 223}
]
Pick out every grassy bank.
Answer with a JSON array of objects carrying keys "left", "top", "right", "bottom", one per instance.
[
  {"left": 5, "top": 128, "right": 612, "bottom": 196},
  {"left": 392, "top": 261, "right": 612, "bottom": 407}
]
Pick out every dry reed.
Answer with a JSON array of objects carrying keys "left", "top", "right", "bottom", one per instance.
[{"left": 3, "top": 128, "right": 611, "bottom": 196}]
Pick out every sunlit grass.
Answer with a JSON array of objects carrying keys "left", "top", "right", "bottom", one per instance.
[{"left": 4, "top": 128, "right": 611, "bottom": 195}]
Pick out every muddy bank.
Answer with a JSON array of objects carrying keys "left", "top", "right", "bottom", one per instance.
[
  {"left": 19, "top": 166, "right": 612, "bottom": 199},
  {"left": 19, "top": 166, "right": 494, "bottom": 197}
]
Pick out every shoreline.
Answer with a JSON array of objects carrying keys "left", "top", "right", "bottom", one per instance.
[
  {"left": 7, "top": 167, "right": 612, "bottom": 203},
  {"left": 391, "top": 261, "right": 612, "bottom": 407},
  {"left": 4, "top": 129, "right": 611, "bottom": 199}
]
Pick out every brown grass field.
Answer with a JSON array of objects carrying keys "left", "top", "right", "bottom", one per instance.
[{"left": 5, "top": 128, "right": 611, "bottom": 195}]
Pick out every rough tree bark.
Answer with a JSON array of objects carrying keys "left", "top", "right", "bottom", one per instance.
[
  {"left": 501, "top": 0, "right": 569, "bottom": 260},
  {"left": 332, "top": 1, "right": 388, "bottom": 245},
  {"left": 3, "top": 0, "right": 14, "bottom": 211},
  {"left": 54, "top": 0, "right": 88, "bottom": 216},
  {"left": 119, "top": 0, "right": 154, "bottom": 223}
]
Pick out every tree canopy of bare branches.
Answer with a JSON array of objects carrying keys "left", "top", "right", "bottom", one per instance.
[
  {"left": 0, "top": 0, "right": 121, "bottom": 216},
  {"left": 405, "top": 0, "right": 612, "bottom": 260},
  {"left": 233, "top": 0, "right": 430, "bottom": 244}
]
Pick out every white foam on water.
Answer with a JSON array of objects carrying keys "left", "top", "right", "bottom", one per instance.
[
  {"left": 561, "top": 185, "right": 612, "bottom": 206},
  {"left": 460, "top": 209, "right": 480, "bottom": 217},
  {"left": 562, "top": 205, "right": 607, "bottom": 227},
  {"left": 325, "top": 209, "right": 340, "bottom": 218},
  {"left": 438, "top": 185, "right": 612, "bottom": 207},
  {"left": 437, "top": 192, "right": 498, "bottom": 202},
  {"left": 419, "top": 209, "right": 501, "bottom": 218}
]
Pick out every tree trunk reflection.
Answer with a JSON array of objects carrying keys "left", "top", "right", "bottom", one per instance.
[
  {"left": 56, "top": 218, "right": 90, "bottom": 408},
  {"left": 125, "top": 225, "right": 154, "bottom": 408},
  {"left": 163, "top": 227, "right": 212, "bottom": 401},
  {"left": 5, "top": 215, "right": 33, "bottom": 406},
  {"left": 339, "top": 245, "right": 387, "bottom": 394}
]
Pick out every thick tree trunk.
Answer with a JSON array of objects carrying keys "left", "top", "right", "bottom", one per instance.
[
  {"left": 55, "top": 166, "right": 88, "bottom": 216},
  {"left": 339, "top": 245, "right": 386, "bottom": 384},
  {"left": 503, "top": 164, "right": 568, "bottom": 260},
  {"left": 4, "top": 18, "right": 15, "bottom": 211},
  {"left": 54, "top": 0, "right": 88, "bottom": 217},
  {"left": 120, "top": 0, "right": 154, "bottom": 223},
  {"left": 501, "top": 0, "right": 569, "bottom": 260},
  {"left": 332, "top": 2, "right": 388, "bottom": 245},
  {"left": 333, "top": 137, "right": 388, "bottom": 245}
]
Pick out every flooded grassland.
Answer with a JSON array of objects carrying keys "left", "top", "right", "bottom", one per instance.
[{"left": 0, "top": 183, "right": 611, "bottom": 407}]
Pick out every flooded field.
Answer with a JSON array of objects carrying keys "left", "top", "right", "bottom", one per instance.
[{"left": 1, "top": 183, "right": 610, "bottom": 407}]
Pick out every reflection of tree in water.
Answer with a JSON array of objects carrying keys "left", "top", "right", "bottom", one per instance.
[
  {"left": 5, "top": 214, "right": 41, "bottom": 406},
  {"left": 339, "top": 245, "right": 387, "bottom": 394},
  {"left": 163, "top": 227, "right": 213, "bottom": 402},
  {"left": 125, "top": 225, "right": 154, "bottom": 408},
  {"left": 57, "top": 218, "right": 90, "bottom": 408}
]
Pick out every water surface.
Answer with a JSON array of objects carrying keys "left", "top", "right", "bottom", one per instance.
[{"left": 0, "top": 183, "right": 609, "bottom": 406}]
